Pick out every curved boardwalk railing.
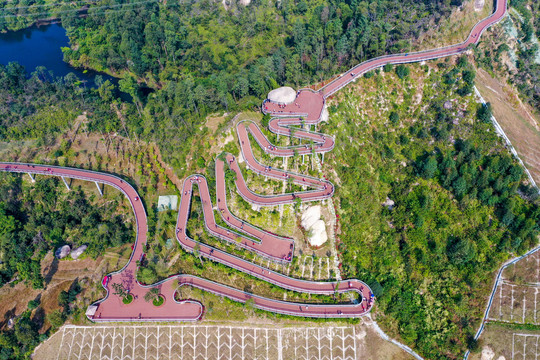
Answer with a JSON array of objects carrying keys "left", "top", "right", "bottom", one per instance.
[
  {"left": 0, "top": 0, "right": 508, "bottom": 324},
  {"left": 0, "top": 163, "right": 372, "bottom": 320},
  {"left": 318, "top": 0, "right": 507, "bottom": 97}
]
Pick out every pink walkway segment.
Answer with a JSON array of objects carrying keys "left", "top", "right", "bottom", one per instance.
[
  {"left": 317, "top": 0, "right": 508, "bottom": 98},
  {"left": 0, "top": 0, "right": 508, "bottom": 322},
  {"left": 0, "top": 163, "right": 372, "bottom": 319},
  {"left": 238, "top": 121, "right": 335, "bottom": 157},
  {"left": 176, "top": 174, "right": 374, "bottom": 316}
]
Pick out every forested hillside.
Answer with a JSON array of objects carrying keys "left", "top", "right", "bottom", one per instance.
[
  {"left": 0, "top": 172, "right": 133, "bottom": 288},
  {"left": 3, "top": 1, "right": 539, "bottom": 359},
  {"left": 0, "top": 63, "right": 114, "bottom": 142},
  {"left": 51, "top": 0, "right": 463, "bottom": 172},
  {"left": 0, "top": 171, "right": 133, "bottom": 360},
  {"left": 325, "top": 58, "right": 539, "bottom": 358}
]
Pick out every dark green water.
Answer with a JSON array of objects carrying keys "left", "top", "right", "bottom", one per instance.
[{"left": 0, "top": 22, "right": 116, "bottom": 87}]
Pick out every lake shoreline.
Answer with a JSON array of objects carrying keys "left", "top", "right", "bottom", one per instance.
[{"left": 0, "top": 23, "right": 117, "bottom": 88}]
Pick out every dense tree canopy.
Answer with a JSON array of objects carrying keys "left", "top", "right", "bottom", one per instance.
[
  {"left": 0, "top": 173, "right": 133, "bottom": 287},
  {"left": 2, "top": 0, "right": 467, "bottom": 175},
  {"left": 52, "top": 0, "right": 463, "bottom": 169},
  {"left": 327, "top": 59, "right": 539, "bottom": 359}
]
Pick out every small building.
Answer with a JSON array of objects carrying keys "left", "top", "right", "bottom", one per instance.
[
  {"left": 157, "top": 195, "right": 178, "bottom": 212},
  {"left": 85, "top": 305, "right": 98, "bottom": 318}
]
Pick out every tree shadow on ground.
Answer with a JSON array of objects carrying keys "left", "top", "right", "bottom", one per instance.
[
  {"left": 31, "top": 307, "right": 46, "bottom": 329},
  {"left": 43, "top": 257, "right": 59, "bottom": 287},
  {"left": 1, "top": 306, "right": 17, "bottom": 329}
]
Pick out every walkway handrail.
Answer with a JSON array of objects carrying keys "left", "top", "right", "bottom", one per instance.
[
  {"left": 319, "top": 0, "right": 507, "bottom": 97},
  {"left": 0, "top": 0, "right": 510, "bottom": 326}
]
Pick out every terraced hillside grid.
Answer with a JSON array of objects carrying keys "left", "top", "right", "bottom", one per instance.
[
  {"left": 469, "top": 324, "right": 540, "bottom": 360},
  {"left": 488, "top": 250, "right": 540, "bottom": 325},
  {"left": 40, "top": 324, "right": 381, "bottom": 360},
  {"left": 472, "top": 250, "right": 540, "bottom": 360}
]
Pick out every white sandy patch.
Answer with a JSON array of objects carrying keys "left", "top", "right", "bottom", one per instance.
[
  {"left": 481, "top": 346, "right": 495, "bottom": 360},
  {"left": 474, "top": 0, "right": 485, "bottom": 11},
  {"left": 268, "top": 87, "right": 296, "bottom": 104},
  {"left": 356, "top": 328, "right": 367, "bottom": 340},
  {"left": 485, "top": 85, "right": 500, "bottom": 95},
  {"left": 301, "top": 206, "right": 328, "bottom": 246},
  {"left": 321, "top": 106, "right": 329, "bottom": 123},
  {"left": 223, "top": 133, "right": 234, "bottom": 145},
  {"left": 301, "top": 205, "right": 321, "bottom": 229}
]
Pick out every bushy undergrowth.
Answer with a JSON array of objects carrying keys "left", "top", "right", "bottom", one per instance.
[{"left": 326, "top": 59, "right": 539, "bottom": 359}]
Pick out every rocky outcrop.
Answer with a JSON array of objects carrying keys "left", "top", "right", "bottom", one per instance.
[
  {"left": 382, "top": 197, "right": 395, "bottom": 210},
  {"left": 70, "top": 245, "right": 87, "bottom": 260},
  {"left": 55, "top": 245, "right": 71, "bottom": 259},
  {"left": 301, "top": 206, "right": 328, "bottom": 247},
  {"left": 320, "top": 106, "right": 329, "bottom": 122}
]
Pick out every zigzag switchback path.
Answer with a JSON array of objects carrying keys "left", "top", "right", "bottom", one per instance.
[{"left": 0, "top": 0, "right": 507, "bottom": 322}]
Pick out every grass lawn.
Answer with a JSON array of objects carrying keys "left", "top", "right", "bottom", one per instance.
[
  {"left": 122, "top": 294, "right": 133, "bottom": 305},
  {"left": 153, "top": 295, "right": 165, "bottom": 307}
]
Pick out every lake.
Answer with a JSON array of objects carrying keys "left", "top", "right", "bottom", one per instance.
[{"left": 0, "top": 22, "right": 116, "bottom": 87}]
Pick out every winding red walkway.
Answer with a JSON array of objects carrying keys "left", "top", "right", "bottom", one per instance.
[
  {"left": 0, "top": 163, "right": 371, "bottom": 320},
  {"left": 0, "top": 0, "right": 507, "bottom": 321}
]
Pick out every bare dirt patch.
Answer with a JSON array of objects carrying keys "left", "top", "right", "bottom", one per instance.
[
  {"left": 474, "top": 0, "right": 485, "bottom": 11},
  {"left": 469, "top": 323, "right": 537, "bottom": 360},
  {"left": 0, "top": 245, "right": 131, "bottom": 332},
  {"left": 205, "top": 113, "right": 227, "bottom": 133},
  {"left": 0, "top": 256, "right": 90, "bottom": 329},
  {"left": 504, "top": 250, "right": 540, "bottom": 285},
  {"left": 32, "top": 325, "right": 65, "bottom": 359},
  {"left": 488, "top": 249, "right": 540, "bottom": 325}
]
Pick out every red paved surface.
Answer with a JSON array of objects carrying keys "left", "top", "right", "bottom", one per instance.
[
  {"left": 0, "top": 163, "right": 373, "bottom": 320},
  {"left": 238, "top": 120, "right": 335, "bottom": 157},
  {"left": 0, "top": 0, "right": 507, "bottom": 321},
  {"left": 263, "top": 90, "right": 324, "bottom": 121},
  {"left": 176, "top": 175, "right": 374, "bottom": 317},
  {"left": 318, "top": 0, "right": 508, "bottom": 97}
]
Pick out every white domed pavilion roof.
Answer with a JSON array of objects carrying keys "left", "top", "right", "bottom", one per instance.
[{"left": 267, "top": 86, "right": 296, "bottom": 104}]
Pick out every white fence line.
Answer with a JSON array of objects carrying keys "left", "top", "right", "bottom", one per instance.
[
  {"left": 367, "top": 316, "right": 425, "bottom": 360},
  {"left": 474, "top": 86, "right": 539, "bottom": 193},
  {"left": 463, "top": 245, "right": 540, "bottom": 359}
]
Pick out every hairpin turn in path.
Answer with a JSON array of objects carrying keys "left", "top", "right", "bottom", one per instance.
[{"left": 0, "top": 0, "right": 507, "bottom": 321}]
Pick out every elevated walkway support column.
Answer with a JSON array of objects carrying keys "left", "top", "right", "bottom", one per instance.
[
  {"left": 27, "top": 173, "right": 35, "bottom": 183},
  {"left": 321, "top": 153, "right": 324, "bottom": 164},
  {"left": 95, "top": 182, "right": 103, "bottom": 196},
  {"left": 61, "top": 177, "right": 70, "bottom": 191}
]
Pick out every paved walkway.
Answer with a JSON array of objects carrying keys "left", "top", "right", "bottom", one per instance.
[
  {"left": 0, "top": 0, "right": 508, "bottom": 323},
  {"left": 0, "top": 163, "right": 372, "bottom": 320}
]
